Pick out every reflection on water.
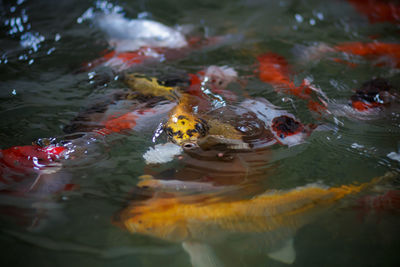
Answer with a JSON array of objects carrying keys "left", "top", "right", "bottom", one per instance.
[{"left": 1, "top": 0, "right": 400, "bottom": 266}]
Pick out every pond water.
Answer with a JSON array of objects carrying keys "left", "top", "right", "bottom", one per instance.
[{"left": 1, "top": 0, "right": 400, "bottom": 266}]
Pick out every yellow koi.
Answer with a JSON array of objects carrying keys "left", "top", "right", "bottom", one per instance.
[
  {"left": 120, "top": 181, "right": 371, "bottom": 241},
  {"left": 124, "top": 73, "right": 178, "bottom": 99},
  {"left": 164, "top": 94, "right": 244, "bottom": 145},
  {"left": 116, "top": 173, "right": 394, "bottom": 265}
]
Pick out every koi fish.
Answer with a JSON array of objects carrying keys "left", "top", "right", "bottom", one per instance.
[
  {"left": 324, "top": 77, "right": 399, "bottom": 119},
  {"left": 240, "top": 98, "right": 315, "bottom": 147},
  {"left": 164, "top": 96, "right": 210, "bottom": 145},
  {"left": 347, "top": 0, "right": 400, "bottom": 24},
  {"left": 298, "top": 41, "right": 400, "bottom": 68},
  {"left": 81, "top": 12, "right": 187, "bottom": 71},
  {"left": 350, "top": 78, "right": 396, "bottom": 112},
  {"left": 116, "top": 172, "right": 394, "bottom": 266},
  {"left": 188, "top": 65, "right": 239, "bottom": 103},
  {"left": 149, "top": 88, "right": 312, "bottom": 165},
  {"left": 0, "top": 142, "right": 69, "bottom": 230},
  {"left": 0, "top": 144, "right": 67, "bottom": 193},
  {"left": 257, "top": 52, "right": 327, "bottom": 113},
  {"left": 93, "top": 13, "right": 188, "bottom": 52},
  {"left": 124, "top": 73, "right": 179, "bottom": 99},
  {"left": 98, "top": 101, "right": 176, "bottom": 135},
  {"left": 83, "top": 12, "right": 231, "bottom": 71},
  {"left": 85, "top": 47, "right": 165, "bottom": 71},
  {"left": 334, "top": 42, "right": 400, "bottom": 68},
  {"left": 0, "top": 94, "right": 175, "bottom": 192}
]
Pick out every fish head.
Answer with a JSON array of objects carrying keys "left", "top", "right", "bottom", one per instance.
[
  {"left": 271, "top": 115, "right": 309, "bottom": 146},
  {"left": 124, "top": 73, "right": 178, "bottom": 99},
  {"left": 121, "top": 198, "right": 189, "bottom": 242},
  {"left": 164, "top": 105, "right": 209, "bottom": 145},
  {"left": 350, "top": 78, "right": 396, "bottom": 111}
]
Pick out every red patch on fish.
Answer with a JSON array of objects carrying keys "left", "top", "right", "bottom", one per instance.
[
  {"left": 103, "top": 112, "right": 138, "bottom": 133},
  {"left": 351, "top": 100, "right": 382, "bottom": 112},
  {"left": 82, "top": 47, "right": 165, "bottom": 71},
  {"left": 0, "top": 145, "right": 66, "bottom": 172},
  {"left": 83, "top": 36, "right": 226, "bottom": 71}
]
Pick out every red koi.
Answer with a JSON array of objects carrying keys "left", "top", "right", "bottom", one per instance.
[
  {"left": 347, "top": 0, "right": 400, "bottom": 24},
  {"left": 257, "top": 52, "right": 327, "bottom": 114},
  {"left": 334, "top": 42, "right": 400, "bottom": 68},
  {"left": 350, "top": 78, "right": 395, "bottom": 112},
  {"left": 0, "top": 144, "right": 67, "bottom": 192},
  {"left": 0, "top": 145, "right": 65, "bottom": 173}
]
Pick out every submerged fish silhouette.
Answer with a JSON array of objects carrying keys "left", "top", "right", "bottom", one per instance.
[{"left": 116, "top": 173, "right": 394, "bottom": 266}]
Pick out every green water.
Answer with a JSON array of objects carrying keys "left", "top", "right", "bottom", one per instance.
[{"left": 1, "top": 0, "right": 400, "bottom": 266}]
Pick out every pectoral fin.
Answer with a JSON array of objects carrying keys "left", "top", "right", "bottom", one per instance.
[
  {"left": 182, "top": 241, "right": 223, "bottom": 267},
  {"left": 267, "top": 238, "right": 296, "bottom": 264}
]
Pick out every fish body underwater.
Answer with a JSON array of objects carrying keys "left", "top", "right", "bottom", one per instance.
[{"left": 116, "top": 173, "right": 393, "bottom": 266}]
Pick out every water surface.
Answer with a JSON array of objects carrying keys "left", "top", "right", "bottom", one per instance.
[{"left": 0, "top": 0, "right": 399, "bottom": 266}]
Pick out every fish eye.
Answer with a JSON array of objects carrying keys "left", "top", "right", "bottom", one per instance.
[
  {"left": 280, "top": 133, "right": 285, "bottom": 139},
  {"left": 164, "top": 127, "right": 173, "bottom": 137}
]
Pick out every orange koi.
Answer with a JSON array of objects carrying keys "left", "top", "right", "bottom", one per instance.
[{"left": 347, "top": 0, "right": 400, "bottom": 24}]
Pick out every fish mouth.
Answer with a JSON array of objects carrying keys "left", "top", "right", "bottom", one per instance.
[{"left": 182, "top": 142, "right": 199, "bottom": 151}]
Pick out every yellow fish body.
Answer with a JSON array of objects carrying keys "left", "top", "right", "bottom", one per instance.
[
  {"left": 116, "top": 174, "right": 393, "bottom": 265},
  {"left": 120, "top": 181, "right": 374, "bottom": 242}
]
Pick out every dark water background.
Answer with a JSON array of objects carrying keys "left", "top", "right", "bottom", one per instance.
[{"left": 0, "top": 0, "right": 400, "bottom": 266}]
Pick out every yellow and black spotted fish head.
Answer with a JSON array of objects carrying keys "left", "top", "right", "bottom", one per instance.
[
  {"left": 164, "top": 105, "right": 209, "bottom": 145},
  {"left": 124, "top": 73, "right": 179, "bottom": 100}
]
